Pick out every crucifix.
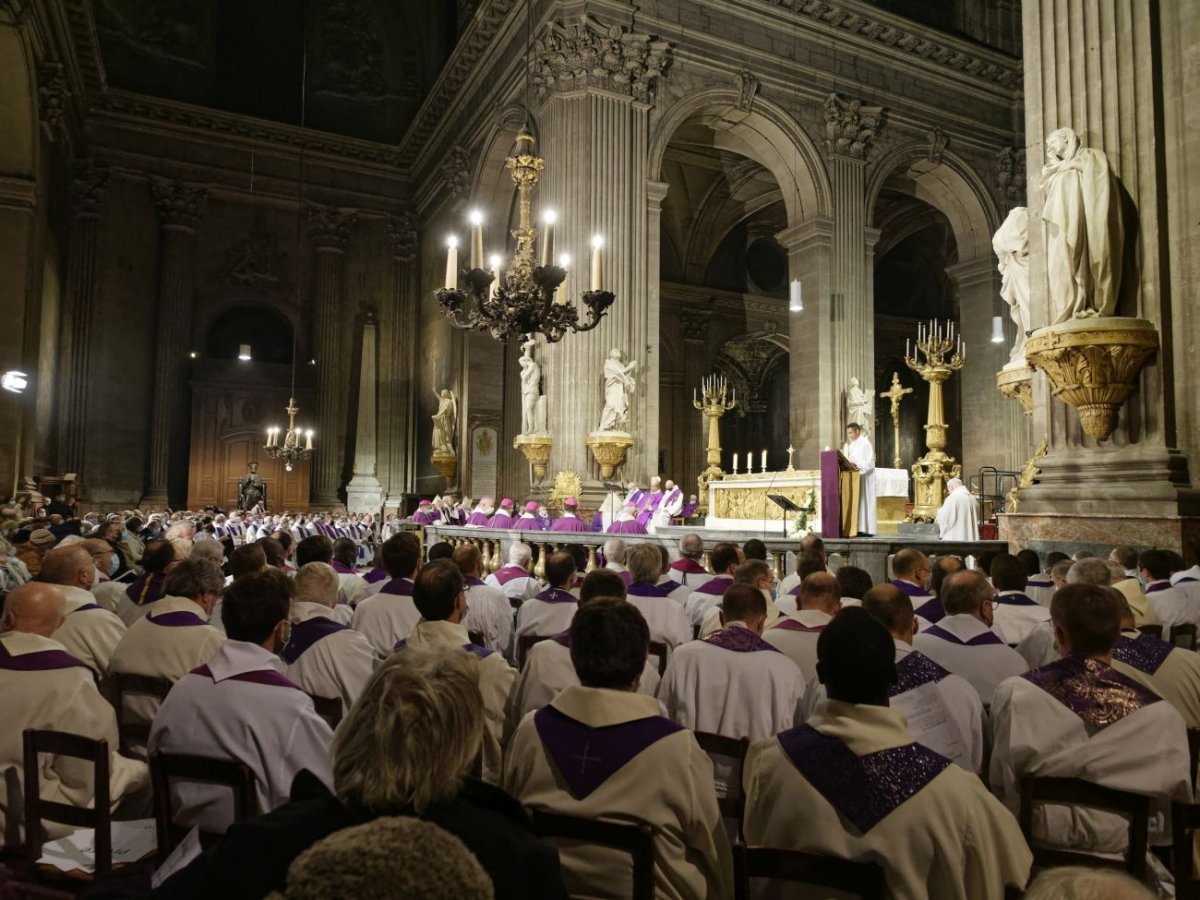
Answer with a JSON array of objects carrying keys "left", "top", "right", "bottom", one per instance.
[{"left": 880, "top": 372, "right": 913, "bottom": 469}]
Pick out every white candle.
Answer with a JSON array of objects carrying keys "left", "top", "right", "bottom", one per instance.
[
  {"left": 591, "top": 234, "right": 604, "bottom": 291},
  {"left": 468, "top": 210, "right": 484, "bottom": 269},
  {"left": 761, "top": 449, "right": 767, "bottom": 470},
  {"left": 906, "top": 338, "right": 910, "bottom": 358},
  {"left": 557, "top": 253, "right": 571, "bottom": 305},
  {"left": 733, "top": 453, "right": 739, "bottom": 473},
  {"left": 444, "top": 236, "right": 458, "bottom": 290},
  {"left": 305, "top": 430, "right": 313, "bottom": 451},
  {"left": 488, "top": 254, "right": 502, "bottom": 299},
  {"left": 540, "top": 210, "right": 557, "bottom": 266}
]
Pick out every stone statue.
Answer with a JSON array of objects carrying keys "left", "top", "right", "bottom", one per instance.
[
  {"left": 993, "top": 207, "right": 1032, "bottom": 363},
  {"left": 431, "top": 388, "right": 457, "bottom": 454},
  {"left": 238, "top": 462, "right": 267, "bottom": 511},
  {"left": 518, "top": 338, "right": 548, "bottom": 434},
  {"left": 845, "top": 377, "right": 872, "bottom": 431},
  {"left": 1039, "top": 127, "right": 1125, "bottom": 323},
  {"left": 598, "top": 348, "right": 638, "bottom": 432}
]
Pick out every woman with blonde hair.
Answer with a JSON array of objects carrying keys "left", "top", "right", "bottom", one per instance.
[{"left": 153, "top": 648, "right": 566, "bottom": 900}]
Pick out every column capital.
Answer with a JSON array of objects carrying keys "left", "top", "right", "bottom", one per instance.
[
  {"left": 150, "top": 177, "right": 208, "bottom": 230},
  {"left": 71, "top": 160, "right": 108, "bottom": 219},
  {"left": 387, "top": 211, "right": 419, "bottom": 262},
  {"left": 776, "top": 216, "right": 834, "bottom": 253},
  {"left": 646, "top": 179, "right": 669, "bottom": 205},
  {"left": 533, "top": 16, "right": 672, "bottom": 107},
  {"left": 823, "top": 93, "right": 886, "bottom": 161},
  {"left": 307, "top": 204, "right": 358, "bottom": 253}
]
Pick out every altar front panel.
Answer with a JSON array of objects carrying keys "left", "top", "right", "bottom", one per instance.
[{"left": 706, "top": 473, "right": 822, "bottom": 531}]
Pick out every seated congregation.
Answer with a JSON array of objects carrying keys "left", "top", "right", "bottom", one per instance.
[{"left": 4, "top": 522, "right": 1200, "bottom": 898}]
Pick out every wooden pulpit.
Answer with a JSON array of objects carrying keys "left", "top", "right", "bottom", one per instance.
[{"left": 820, "top": 449, "right": 860, "bottom": 538}]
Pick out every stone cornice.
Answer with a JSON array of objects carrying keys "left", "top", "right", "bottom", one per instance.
[{"left": 661, "top": 281, "right": 786, "bottom": 319}]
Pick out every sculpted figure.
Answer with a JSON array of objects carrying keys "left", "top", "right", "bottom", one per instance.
[
  {"left": 432, "top": 389, "right": 457, "bottom": 454},
  {"left": 598, "top": 349, "right": 638, "bottom": 432},
  {"left": 993, "top": 207, "right": 1032, "bottom": 362}
]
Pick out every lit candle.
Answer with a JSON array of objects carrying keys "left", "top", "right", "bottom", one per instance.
[
  {"left": 590, "top": 234, "right": 604, "bottom": 291},
  {"left": 468, "top": 210, "right": 484, "bottom": 269},
  {"left": 540, "top": 210, "right": 557, "bottom": 266},
  {"left": 488, "top": 254, "right": 502, "bottom": 299},
  {"left": 906, "top": 338, "right": 910, "bottom": 358},
  {"left": 557, "top": 253, "right": 571, "bottom": 305},
  {"left": 305, "top": 429, "right": 314, "bottom": 451},
  {"left": 761, "top": 449, "right": 767, "bottom": 470},
  {"left": 733, "top": 452, "right": 739, "bottom": 473},
  {"left": 444, "top": 235, "right": 458, "bottom": 290}
]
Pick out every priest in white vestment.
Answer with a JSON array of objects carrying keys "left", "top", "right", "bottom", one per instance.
[
  {"left": 351, "top": 532, "right": 423, "bottom": 655},
  {"left": 331, "top": 537, "right": 368, "bottom": 607},
  {"left": 683, "top": 543, "right": 742, "bottom": 627},
  {"left": 1108, "top": 592, "right": 1200, "bottom": 729},
  {"left": 844, "top": 424, "right": 877, "bottom": 536},
  {"left": 660, "top": 583, "right": 805, "bottom": 740},
  {"left": 668, "top": 534, "right": 711, "bottom": 588},
  {"left": 454, "top": 544, "right": 514, "bottom": 660},
  {"left": 0, "top": 584, "right": 149, "bottom": 841},
  {"left": 41, "top": 545, "right": 127, "bottom": 675},
  {"left": 504, "top": 599, "right": 733, "bottom": 900},
  {"left": 989, "top": 553, "right": 1053, "bottom": 645},
  {"left": 990, "top": 583, "right": 1192, "bottom": 863},
  {"left": 624, "top": 545, "right": 691, "bottom": 649},
  {"left": 935, "top": 478, "right": 979, "bottom": 541},
  {"left": 514, "top": 551, "right": 579, "bottom": 643},
  {"left": 763, "top": 571, "right": 840, "bottom": 683},
  {"left": 744, "top": 607, "right": 1031, "bottom": 899},
  {"left": 1140, "top": 548, "right": 1200, "bottom": 631},
  {"left": 485, "top": 541, "right": 541, "bottom": 605},
  {"left": 149, "top": 569, "right": 333, "bottom": 833}
]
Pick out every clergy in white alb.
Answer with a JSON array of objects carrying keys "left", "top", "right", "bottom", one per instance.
[
  {"left": 331, "top": 537, "right": 368, "bottom": 607},
  {"left": 395, "top": 560, "right": 516, "bottom": 784},
  {"left": 989, "top": 553, "right": 1053, "bottom": 645},
  {"left": 935, "top": 478, "right": 979, "bottom": 541},
  {"left": 504, "top": 600, "right": 733, "bottom": 900},
  {"left": 763, "top": 571, "right": 840, "bottom": 684},
  {"left": 1108, "top": 592, "right": 1200, "bottom": 730},
  {"left": 844, "top": 424, "right": 877, "bottom": 536},
  {"left": 667, "top": 534, "right": 711, "bottom": 588},
  {"left": 624, "top": 545, "right": 691, "bottom": 652},
  {"left": 148, "top": 569, "right": 333, "bottom": 833},
  {"left": 659, "top": 583, "right": 805, "bottom": 740},
  {"left": 990, "top": 583, "right": 1191, "bottom": 860},
  {"left": 514, "top": 551, "right": 579, "bottom": 643},
  {"left": 282, "top": 563, "right": 376, "bottom": 710},
  {"left": 0, "top": 584, "right": 149, "bottom": 841},
  {"left": 1139, "top": 549, "right": 1200, "bottom": 632},
  {"left": 912, "top": 570, "right": 1027, "bottom": 704},
  {"left": 485, "top": 542, "right": 542, "bottom": 604},
  {"left": 454, "top": 543, "right": 515, "bottom": 659},
  {"left": 888, "top": 549, "right": 940, "bottom": 630},
  {"left": 351, "top": 532, "right": 423, "bottom": 655},
  {"left": 682, "top": 543, "right": 742, "bottom": 628},
  {"left": 743, "top": 607, "right": 1031, "bottom": 899},
  {"left": 696, "top": 560, "right": 782, "bottom": 638},
  {"left": 651, "top": 480, "right": 685, "bottom": 532},
  {"left": 40, "top": 545, "right": 127, "bottom": 676},
  {"left": 108, "top": 558, "right": 227, "bottom": 743}
]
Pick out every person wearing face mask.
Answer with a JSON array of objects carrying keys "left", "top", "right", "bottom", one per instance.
[
  {"left": 39, "top": 545, "right": 127, "bottom": 677},
  {"left": 149, "top": 567, "right": 333, "bottom": 835}
]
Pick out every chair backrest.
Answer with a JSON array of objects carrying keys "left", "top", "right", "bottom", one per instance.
[
  {"left": 1189, "top": 730, "right": 1200, "bottom": 794},
  {"left": 309, "top": 694, "right": 343, "bottom": 730},
  {"left": 110, "top": 672, "right": 174, "bottom": 759},
  {"left": 517, "top": 633, "right": 553, "bottom": 669},
  {"left": 149, "top": 751, "right": 257, "bottom": 853},
  {"left": 1173, "top": 801, "right": 1200, "bottom": 899},
  {"left": 23, "top": 729, "right": 112, "bottom": 877},
  {"left": 693, "top": 732, "right": 750, "bottom": 825},
  {"left": 647, "top": 640, "right": 669, "bottom": 678},
  {"left": 529, "top": 808, "right": 656, "bottom": 900},
  {"left": 1136, "top": 623, "right": 1164, "bottom": 639},
  {"left": 1172, "top": 624, "right": 1198, "bottom": 651},
  {"left": 734, "top": 845, "right": 886, "bottom": 900},
  {"left": 1018, "top": 775, "right": 1151, "bottom": 880}
]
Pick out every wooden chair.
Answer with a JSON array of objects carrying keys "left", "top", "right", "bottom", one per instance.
[
  {"left": 109, "top": 672, "right": 174, "bottom": 760},
  {"left": 1172, "top": 801, "right": 1200, "bottom": 898},
  {"left": 308, "top": 694, "right": 343, "bottom": 731},
  {"left": 23, "top": 729, "right": 113, "bottom": 878},
  {"left": 1137, "top": 623, "right": 1164, "bottom": 639},
  {"left": 1018, "top": 775, "right": 1151, "bottom": 879},
  {"left": 1171, "top": 624, "right": 1198, "bottom": 651},
  {"left": 149, "top": 751, "right": 257, "bottom": 854},
  {"left": 517, "top": 633, "right": 553, "bottom": 669},
  {"left": 733, "top": 845, "right": 886, "bottom": 900},
  {"left": 1189, "top": 729, "right": 1200, "bottom": 794},
  {"left": 647, "top": 640, "right": 669, "bottom": 678},
  {"left": 529, "top": 808, "right": 656, "bottom": 900},
  {"left": 693, "top": 732, "right": 749, "bottom": 838}
]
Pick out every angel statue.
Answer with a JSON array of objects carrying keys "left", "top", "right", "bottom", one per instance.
[
  {"left": 431, "top": 388, "right": 457, "bottom": 454},
  {"left": 598, "top": 349, "right": 638, "bottom": 432}
]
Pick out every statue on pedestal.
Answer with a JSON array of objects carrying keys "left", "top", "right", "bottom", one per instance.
[
  {"left": 597, "top": 348, "right": 637, "bottom": 432},
  {"left": 1040, "top": 127, "right": 1126, "bottom": 323},
  {"left": 518, "top": 338, "right": 548, "bottom": 434},
  {"left": 993, "top": 207, "right": 1031, "bottom": 363},
  {"left": 845, "top": 377, "right": 872, "bottom": 432},
  {"left": 431, "top": 389, "right": 458, "bottom": 454},
  {"left": 238, "top": 462, "right": 267, "bottom": 511}
]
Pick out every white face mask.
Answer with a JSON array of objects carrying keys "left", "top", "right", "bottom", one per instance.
[{"left": 91, "top": 566, "right": 101, "bottom": 587}]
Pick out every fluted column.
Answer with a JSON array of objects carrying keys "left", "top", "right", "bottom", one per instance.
[
  {"left": 57, "top": 162, "right": 107, "bottom": 477},
  {"left": 381, "top": 213, "right": 419, "bottom": 508},
  {"left": 141, "top": 178, "right": 207, "bottom": 507},
  {"left": 679, "top": 307, "right": 709, "bottom": 497},
  {"left": 307, "top": 205, "right": 357, "bottom": 509}
]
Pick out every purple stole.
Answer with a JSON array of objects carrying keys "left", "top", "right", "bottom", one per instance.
[
  {"left": 1145, "top": 582, "right": 1173, "bottom": 595},
  {"left": 889, "top": 579, "right": 931, "bottom": 601},
  {"left": 550, "top": 629, "right": 572, "bottom": 648},
  {"left": 550, "top": 515, "right": 590, "bottom": 533},
  {"left": 127, "top": 572, "right": 166, "bottom": 607},
  {"left": 913, "top": 597, "right": 945, "bottom": 624},
  {"left": 607, "top": 518, "right": 647, "bottom": 535},
  {"left": 364, "top": 567, "right": 388, "bottom": 585},
  {"left": 465, "top": 512, "right": 491, "bottom": 526},
  {"left": 147, "top": 610, "right": 209, "bottom": 628},
  {"left": 464, "top": 576, "right": 488, "bottom": 588},
  {"left": 778, "top": 724, "right": 950, "bottom": 832},
  {"left": 489, "top": 512, "right": 514, "bottom": 528},
  {"left": 692, "top": 575, "right": 733, "bottom": 597},
  {"left": 72, "top": 604, "right": 101, "bottom": 614},
  {"left": 1112, "top": 634, "right": 1174, "bottom": 676},
  {"left": 635, "top": 491, "right": 663, "bottom": 527},
  {"left": 890, "top": 652, "right": 951, "bottom": 697},
  {"left": 379, "top": 578, "right": 415, "bottom": 596},
  {"left": 1022, "top": 654, "right": 1161, "bottom": 731},
  {"left": 533, "top": 704, "right": 683, "bottom": 800},
  {"left": 995, "top": 592, "right": 1040, "bottom": 606},
  {"left": 494, "top": 566, "right": 531, "bottom": 587},
  {"left": 627, "top": 490, "right": 646, "bottom": 508},
  {"left": 394, "top": 638, "right": 494, "bottom": 659},
  {"left": 331, "top": 560, "right": 355, "bottom": 575},
  {"left": 0, "top": 640, "right": 88, "bottom": 672},
  {"left": 670, "top": 558, "right": 708, "bottom": 577},
  {"left": 1177, "top": 577, "right": 1200, "bottom": 584},
  {"left": 771, "top": 618, "right": 826, "bottom": 634},
  {"left": 703, "top": 627, "right": 781, "bottom": 653},
  {"left": 534, "top": 588, "right": 577, "bottom": 605},
  {"left": 1027, "top": 576, "right": 1053, "bottom": 589},
  {"left": 281, "top": 617, "right": 348, "bottom": 664},
  {"left": 680, "top": 502, "right": 698, "bottom": 518},
  {"left": 190, "top": 664, "right": 301, "bottom": 690},
  {"left": 411, "top": 511, "right": 435, "bottom": 525},
  {"left": 591, "top": 512, "right": 604, "bottom": 532},
  {"left": 626, "top": 582, "right": 675, "bottom": 600},
  {"left": 921, "top": 624, "right": 1003, "bottom": 647},
  {"left": 514, "top": 515, "right": 545, "bottom": 531}
]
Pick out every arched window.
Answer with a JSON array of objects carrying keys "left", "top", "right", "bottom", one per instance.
[{"left": 204, "top": 305, "right": 294, "bottom": 365}]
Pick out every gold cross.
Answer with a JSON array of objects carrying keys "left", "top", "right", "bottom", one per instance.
[{"left": 880, "top": 372, "right": 913, "bottom": 423}]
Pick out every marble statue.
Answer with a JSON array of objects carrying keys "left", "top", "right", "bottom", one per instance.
[
  {"left": 598, "top": 348, "right": 637, "bottom": 432},
  {"left": 518, "top": 338, "right": 548, "bottom": 434},
  {"left": 845, "top": 377, "right": 872, "bottom": 431},
  {"left": 432, "top": 388, "right": 458, "bottom": 454},
  {"left": 238, "top": 462, "right": 267, "bottom": 511},
  {"left": 993, "top": 206, "right": 1031, "bottom": 362},
  {"left": 1040, "top": 127, "right": 1125, "bottom": 323}
]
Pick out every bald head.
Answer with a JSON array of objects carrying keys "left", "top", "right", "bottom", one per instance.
[
  {"left": 39, "top": 545, "right": 94, "bottom": 590},
  {"left": 861, "top": 583, "right": 915, "bottom": 642},
  {"left": 892, "top": 548, "right": 930, "bottom": 585},
  {"left": 800, "top": 571, "right": 841, "bottom": 615},
  {"left": 3, "top": 583, "right": 67, "bottom": 636}
]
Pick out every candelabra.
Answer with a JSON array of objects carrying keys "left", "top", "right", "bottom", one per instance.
[
  {"left": 904, "top": 320, "right": 965, "bottom": 521},
  {"left": 693, "top": 374, "right": 737, "bottom": 513},
  {"left": 264, "top": 398, "right": 314, "bottom": 473}
]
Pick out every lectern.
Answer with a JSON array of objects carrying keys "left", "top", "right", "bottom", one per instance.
[{"left": 820, "top": 449, "right": 860, "bottom": 538}]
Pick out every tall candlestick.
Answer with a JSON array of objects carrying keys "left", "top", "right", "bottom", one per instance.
[
  {"left": 540, "top": 210, "right": 557, "bottom": 266},
  {"left": 590, "top": 234, "right": 604, "bottom": 291},
  {"left": 444, "top": 236, "right": 458, "bottom": 290},
  {"left": 468, "top": 210, "right": 484, "bottom": 269}
]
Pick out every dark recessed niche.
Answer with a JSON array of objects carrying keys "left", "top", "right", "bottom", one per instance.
[{"left": 746, "top": 238, "right": 787, "bottom": 293}]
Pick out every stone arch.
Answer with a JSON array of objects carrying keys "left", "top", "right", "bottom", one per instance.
[
  {"left": 712, "top": 328, "right": 790, "bottom": 415},
  {"left": 0, "top": 26, "right": 38, "bottom": 178},
  {"left": 649, "top": 89, "right": 832, "bottom": 223}
]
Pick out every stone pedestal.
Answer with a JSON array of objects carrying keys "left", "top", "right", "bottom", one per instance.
[
  {"left": 432, "top": 450, "right": 458, "bottom": 493},
  {"left": 513, "top": 433, "right": 553, "bottom": 484},
  {"left": 345, "top": 313, "right": 384, "bottom": 514},
  {"left": 996, "top": 364, "right": 1033, "bottom": 416},
  {"left": 585, "top": 432, "right": 634, "bottom": 480}
]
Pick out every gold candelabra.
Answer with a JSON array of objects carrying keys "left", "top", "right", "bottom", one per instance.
[
  {"left": 264, "top": 397, "right": 314, "bottom": 473},
  {"left": 904, "top": 320, "right": 964, "bottom": 520},
  {"left": 693, "top": 374, "right": 737, "bottom": 513}
]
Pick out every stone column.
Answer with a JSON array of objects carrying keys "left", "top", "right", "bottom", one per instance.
[
  {"left": 1003, "top": 0, "right": 1199, "bottom": 553},
  {"left": 679, "top": 307, "right": 709, "bottom": 495},
  {"left": 307, "top": 205, "right": 357, "bottom": 509},
  {"left": 381, "top": 213, "right": 419, "bottom": 508},
  {"left": 535, "top": 16, "right": 671, "bottom": 500},
  {"left": 345, "top": 312, "right": 384, "bottom": 513},
  {"left": 141, "top": 178, "right": 207, "bottom": 508},
  {"left": 57, "top": 162, "right": 107, "bottom": 477}
]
